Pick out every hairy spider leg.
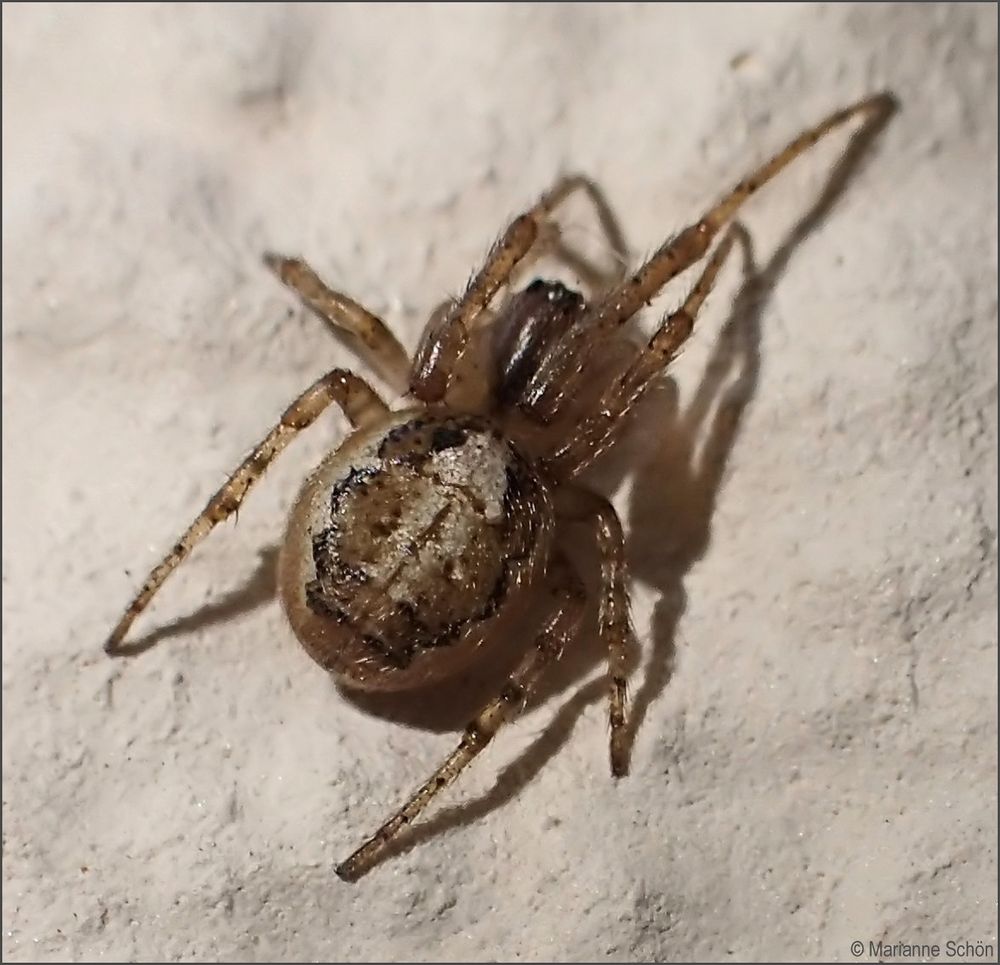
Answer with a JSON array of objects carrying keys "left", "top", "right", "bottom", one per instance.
[
  {"left": 409, "top": 175, "right": 631, "bottom": 403},
  {"left": 521, "top": 93, "right": 897, "bottom": 422},
  {"left": 556, "top": 486, "right": 635, "bottom": 777},
  {"left": 504, "top": 174, "right": 631, "bottom": 299},
  {"left": 336, "top": 552, "right": 586, "bottom": 881},
  {"left": 105, "top": 370, "right": 388, "bottom": 653},
  {"left": 546, "top": 223, "right": 745, "bottom": 476},
  {"left": 264, "top": 254, "right": 411, "bottom": 393}
]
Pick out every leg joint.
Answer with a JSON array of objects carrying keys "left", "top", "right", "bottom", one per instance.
[{"left": 463, "top": 721, "right": 492, "bottom": 750}]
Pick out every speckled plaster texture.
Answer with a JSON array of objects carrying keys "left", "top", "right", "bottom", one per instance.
[{"left": 2, "top": 3, "right": 997, "bottom": 962}]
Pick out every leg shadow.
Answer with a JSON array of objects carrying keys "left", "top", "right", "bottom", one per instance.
[
  {"left": 621, "top": 93, "right": 898, "bottom": 766},
  {"left": 104, "top": 547, "right": 280, "bottom": 657}
]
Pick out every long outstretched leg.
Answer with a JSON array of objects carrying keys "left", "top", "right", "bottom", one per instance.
[
  {"left": 264, "top": 254, "right": 411, "bottom": 393},
  {"left": 336, "top": 553, "right": 586, "bottom": 882},
  {"left": 410, "top": 174, "right": 628, "bottom": 403},
  {"left": 556, "top": 486, "right": 634, "bottom": 776},
  {"left": 521, "top": 93, "right": 896, "bottom": 421},
  {"left": 546, "top": 225, "right": 745, "bottom": 477},
  {"left": 105, "top": 369, "right": 388, "bottom": 653}
]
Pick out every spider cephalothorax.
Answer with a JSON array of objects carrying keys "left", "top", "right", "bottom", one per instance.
[
  {"left": 493, "top": 278, "right": 587, "bottom": 408},
  {"left": 105, "top": 93, "right": 894, "bottom": 881}
]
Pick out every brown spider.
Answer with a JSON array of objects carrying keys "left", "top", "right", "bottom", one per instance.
[{"left": 106, "top": 93, "right": 894, "bottom": 881}]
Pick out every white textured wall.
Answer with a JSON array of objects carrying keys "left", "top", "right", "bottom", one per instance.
[{"left": 3, "top": 3, "right": 997, "bottom": 961}]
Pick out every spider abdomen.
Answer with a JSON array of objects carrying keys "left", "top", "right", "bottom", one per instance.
[{"left": 278, "top": 410, "right": 553, "bottom": 690}]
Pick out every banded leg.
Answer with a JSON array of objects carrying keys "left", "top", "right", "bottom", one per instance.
[
  {"left": 546, "top": 224, "right": 744, "bottom": 477},
  {"left": 264, "top": 253, "right": 411, "bottom": 393},
  {"left": 557, "top": 487, "right": 634, "bottom": 777},
  {"left": 523, "top": 93, "right": 896, "bottom": 420},
  {"left": 506, "top": 175, "right": 630, "bottom": 297},
  {"left": 105, "top": 369, "right": 388, "bottom": 653},
  {"left": 410, "top": 174, "right": 628, "bottom": 403},
  {"left": 336, "top": 553, "right": 586, "bottom": 882}
]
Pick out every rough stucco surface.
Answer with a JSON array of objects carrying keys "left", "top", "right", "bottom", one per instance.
[{"left": 2, "top": 3, "right": 997, "bottom": 962}]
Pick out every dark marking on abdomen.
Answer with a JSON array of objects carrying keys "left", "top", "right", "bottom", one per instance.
[{"left": 430, "top": 425, "right": 468, "bottom": 452}]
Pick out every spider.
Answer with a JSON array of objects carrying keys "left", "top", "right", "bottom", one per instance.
[{"left": 106, "top": 93, "right": 893, "bottom": 881}]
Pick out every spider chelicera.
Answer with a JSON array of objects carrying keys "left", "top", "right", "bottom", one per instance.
[{"left": 106, "top": 93, "right": 894, "bottom": 881}]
